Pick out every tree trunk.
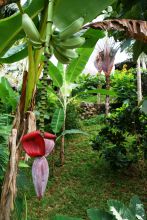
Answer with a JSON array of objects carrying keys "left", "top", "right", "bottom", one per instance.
[
  {"left": 0, "top": 71, "right": 35, "bottom": 220},
  {"left": 137, "top": 57, "right": 142, "bottom": 105},
  {"left": 105, "top": 75, "right": 110, "bottom": 116}
]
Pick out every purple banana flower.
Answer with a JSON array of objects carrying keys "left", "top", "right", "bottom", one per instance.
[{"left": 32, "top": 156, "right": 49, "bottom": 199}]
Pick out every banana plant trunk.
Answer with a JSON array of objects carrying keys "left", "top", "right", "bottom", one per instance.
[
  {"left": 0, "top": 71, "right": 35, "bottom": 220},
  {"left": 97, "top": 84, "right": 101, "bottom": 113},
  {"left": 105, "top": 75, "right": 110, "bottom": 116}
]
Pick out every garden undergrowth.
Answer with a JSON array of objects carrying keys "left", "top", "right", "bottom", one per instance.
[{"left": 24, "top": 115, "right": 147, "bottom": 220}]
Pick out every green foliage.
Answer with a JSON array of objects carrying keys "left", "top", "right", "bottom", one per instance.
[
  {"left": 65, "top": 102, "right": 81, "bottom": 130},
  {"left": 65, "top": 48, "right": 98, "bottom": 83},
  {"left": 111, "top": 69, "right": 137, "bottom": 105},
  {"left": 48, "top": 61, "right": 63, "bottom": 87},
  {"left": 51, "top": 108, "right": 64, "bottom": 134},
  {"left": 52, "top": 196, "right": 146, "bottom": 220},
  {"left": 72, "top": 74, "right": 105, "bottom": 96},
  {"left": 87, "top": 209, "right": 113, "bottom": 220},
  {"left": 0, "top": 43, "right": 28, "bottom": 64},
  {"left": 0, "top": 76, "right": 18, "bottom": 111},
  {"left": 0, "top": 114, "right": 12, "bottom": 187},
  {"left": 53, "top": 0, "right": 115, "bottom": 29},
  {"left": 92, "top": 104, "right": 147, "bottom": 169},
  {"left": 0, "top": 0, "right": 46, "bottom": 57}
]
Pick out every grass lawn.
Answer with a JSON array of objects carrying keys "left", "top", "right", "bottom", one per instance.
[{"left": 21, "top": 115, "right": 147, "bottom": 220}]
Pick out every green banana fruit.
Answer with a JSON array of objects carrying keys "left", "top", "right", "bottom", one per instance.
[
  {"left": 53, "top": 48, "right": 71, "bottom": 64},
  {"left": 22, "top": 13, "right": 41, "bottom": 42},
  {"left": 56, "top": 47, "right": 79, "bottom": 59},
  {"left": 59, "top": 36, "right": 85, "bottom": 49},
  {"left": 59, "top": 17, "right": 84, "bottom": 40}
]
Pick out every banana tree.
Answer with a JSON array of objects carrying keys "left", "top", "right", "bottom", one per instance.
[
  {"left": 49, "top": 40, "right": 103, "bottom": 165},
  {"left": 0, "top": 0, "right": 116, "bottom": 218}
]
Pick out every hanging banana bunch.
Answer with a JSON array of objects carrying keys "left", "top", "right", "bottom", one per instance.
[
  {"left": 51, "top": 17, "right": 85, "bottom": 63},
  {"left": 22, "top": 13, "right": 85, "bottom": 63}
]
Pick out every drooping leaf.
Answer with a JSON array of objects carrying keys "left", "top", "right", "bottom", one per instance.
[
  {"left": 0, "top": 77, "right": 18, "bottom": 110},
  {"left": 53, "top": 0, "right": 116, "bottom": 29},
  {"left": 48, "top": 61, "right": 63, "bottom": 87},
  {"left": 0, "top": 0, "right": 46, "bottom": 56},
  {"left": 66, "top": 48, "right": 94, "bottom": 83},
  {"left": 79, "top": 89, "right": 117, "bottom": 96},
  {"left": 51, "top": 108, "right": 64, "bottom": 134},
  {"left": 129, "top": 195, "right": 146, "bottom": 220},
  {"left": 19, "top": 161, "right": 29, "bottom": 168},
  {"left": 0, "top": 43, "right": 28, "bottom": 64},
  {"left": 86, "top": 19, "right": 147, "bottom": 43},
  {"left": 108, "top": 200, "right": 135, "bottom": 220},
  {"left": 52, "top": 215, "right": 83, "bottom": 220},
  {"left": 83, "top": 29, "right": 105, "bottom": 48},
  {"left": 56, "top": 129, "right": 88, "bottom": 141},
  {"left": 87, "top": 208, "right": 113, "bottom": 220}
]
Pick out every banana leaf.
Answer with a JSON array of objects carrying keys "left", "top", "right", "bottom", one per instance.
[
  {"left": 0, "top": 0, "right": 115, "bottom": 58},
  {"left": 53, "top": 0, "right": 116, "bottom": 29},
  {"left": 87, "top": 209, "right": 113, "bottom": 220},
  {"left": 51, "top": 108, "right": 64, "bottom": 134},
  {"left": 0, "top": 0, "right": 46, "bottom": 56},
  {"left": 48, "top": 61, "right": 63, "bottom": 87},
  {"left": 0, "top": 43, "right": 28, "bottom": 64}
]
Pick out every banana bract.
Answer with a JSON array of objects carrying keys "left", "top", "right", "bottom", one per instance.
[
  {"left": 21, "top": 130, "right": 56, "bottom": 157},
  {"left": 32, "top": 156, "right": 49, "bottom": 199},
  {"left": 22, "top": 130, "right": 56, "bottom": 198}
]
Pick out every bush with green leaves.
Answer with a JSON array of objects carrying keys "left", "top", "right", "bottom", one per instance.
[
  {"left": 111, "top": 68, "right": 137, "bottom": 105},
  {"left": 53, "top": 195, "right": 146, "bottom": 220},
  {"left": 65, "top": 101, "right": 81, "bottom": 130},
  {"left": 92, "top": 104, "right": 147, "bottom": 169},
  {"left": 0, "top": 76, "right": 18, "bottom": 112},
  {"left": 72, "top": 73, "right": 105, "bottom": 96}
]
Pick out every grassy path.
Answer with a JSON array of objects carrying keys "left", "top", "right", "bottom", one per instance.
[{"left": 26, "top": 117, "right": 147, "bottom": 219}]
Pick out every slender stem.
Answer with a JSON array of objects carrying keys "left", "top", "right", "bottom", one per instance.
[{"left": 16, "top": 1, "right": 24, "bottom": 14}]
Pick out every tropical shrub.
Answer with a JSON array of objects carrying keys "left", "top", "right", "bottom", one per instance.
[
  {"left": 72, "top": 73, "right": 105, "bottom": 96},
  {"left": 92, "top": 104, "right": 147, "bottom": 169},
  {"left": 111, "top": 68, "right": 137, "bottom": 105},
  {"left": 65, "top": 101, "right": 81, "bottom": 130}
]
